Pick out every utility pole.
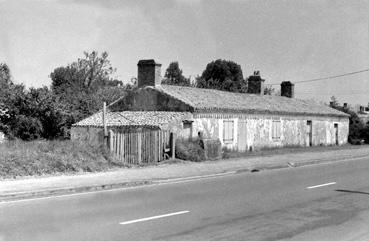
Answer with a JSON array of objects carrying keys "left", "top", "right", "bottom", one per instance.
[{"left": 103, "top": 102, "right": 108, "bottom": 146}]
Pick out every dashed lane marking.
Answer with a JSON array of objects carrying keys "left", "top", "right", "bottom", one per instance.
[
  {"left": 307, "top": 182, "right": 336, "bottom": 189},
  {"left": 119, "top": 211, "right": 190, "bottom": 225}
]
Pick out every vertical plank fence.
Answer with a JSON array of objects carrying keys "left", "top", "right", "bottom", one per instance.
[{"left": 108, "top": 129, "right": 170, "bottom": 165}]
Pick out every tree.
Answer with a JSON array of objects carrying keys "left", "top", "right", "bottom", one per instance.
[
  {"left": 0, "top": 63, "right": 12, "bottom": 86},
  {"left": 0, "top": 76, "right": 26, "bottom": 139},
  {"left": 162, "top": 62, "right": 190, "bottom": 86},
  {"left": 50, "top": 51, "right": 117, "bottom": 94},
  {"left": 25, "top": 87, "right": 66, "bottom": 139},
  {"left": 197, "top": 59, "right": 247, "bottom": 92},
  {"left": 49, "top": 51, "right": 125, "bottom": 134}
]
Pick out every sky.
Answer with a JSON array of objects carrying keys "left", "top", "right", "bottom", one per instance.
[{"left": 0, "top": 0, "right": 369, "bottom": 105}]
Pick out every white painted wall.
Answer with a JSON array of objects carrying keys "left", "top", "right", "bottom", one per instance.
[{"left": 191, "top": 113, "right": 349, "bottom": 151}]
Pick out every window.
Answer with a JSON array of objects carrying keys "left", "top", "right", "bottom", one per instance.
[
  {"left": 223, "top": 120, "right": 234, "bottom": 143},
  {"left": 182, "top": 120, "right": 193, "bottom": 140},
  {"left": 272, "top": 120, "right": 281, "bottom": 140},
  {"left": 183, "top": 120, "right": 192, "bottom": 129}
]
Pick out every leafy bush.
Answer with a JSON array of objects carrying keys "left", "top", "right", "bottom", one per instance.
[
  {"left": 0, "top": 140, "right": 125, "bottom": 179},
  {"left": 13, "top": 115, "right": 43, "bottom": 141},
  {"left": 175, "top": 139, "right": 205, "bottom": 162},
  {"left": 202, "top": 139, "right": 222, "bottom": 160}
]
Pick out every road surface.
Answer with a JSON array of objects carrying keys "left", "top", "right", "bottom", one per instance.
[{"left": 1, "top": 157, "right": 369, "bottom": 240}]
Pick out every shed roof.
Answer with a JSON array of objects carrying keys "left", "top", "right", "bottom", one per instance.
[
  {"left": 152, "top": 85, "right": 348, "bottom": 117},
  {"left": 73, "top": 111, "right": 191, "bottom": 128}
]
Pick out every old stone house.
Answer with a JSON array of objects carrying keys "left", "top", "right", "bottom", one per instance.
[{"left": 72, "top": 59, "right": 349, "bottom": 153}]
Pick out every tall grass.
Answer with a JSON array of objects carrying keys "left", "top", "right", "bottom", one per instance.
[{"left": 0, "top": 140, "right": 125, "bottom": 179}]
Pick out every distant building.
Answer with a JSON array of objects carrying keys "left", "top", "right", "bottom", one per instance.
[{"left": 356, "top": 104, "right": 369, "bottom": 125}]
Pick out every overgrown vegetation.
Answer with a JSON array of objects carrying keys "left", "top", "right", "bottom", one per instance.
[
  {"left": 0, "top": 51, "right": 129, "bottom": 141},
  {"left": 0, "top": 140, "right": 126, "bottom": 179},
  {"left": 175, "top": 139, "right": 205, "bottom": 162}
]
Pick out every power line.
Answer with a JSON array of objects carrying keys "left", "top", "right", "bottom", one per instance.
[
  {"left": 298, "top": 92, "right": 369, "bottom": 96},
  {"left": 269, "top": 68, "right": 369, "bottom": 85}
]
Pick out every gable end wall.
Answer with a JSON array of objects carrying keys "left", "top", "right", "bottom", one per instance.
[{"left": 109, "top": 88, "right": 193, "bottom": 112}]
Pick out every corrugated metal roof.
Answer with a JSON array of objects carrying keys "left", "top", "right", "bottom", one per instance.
[
  {"left": 153, "top": 85, "right": 349, "bottom": 117},
  {"left": 73, "top": 111, "right": 191, "bottom": 128}
]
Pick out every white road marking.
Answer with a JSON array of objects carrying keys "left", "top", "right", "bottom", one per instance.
[
  {"left": 119, "top": 210, "right": 190, "bottom": 225},
  {"left": 307, "top": 182, "right": 336, "bottom": 189},
  {"left": 153, "top": 171, "right": 236, "bottom": 183}
]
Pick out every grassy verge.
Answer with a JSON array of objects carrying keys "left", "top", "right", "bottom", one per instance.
[
  {"left": 222, "top": 144, "right": 366, "bottom": 159},
  {"left": 0, "top": 140, "right": 126, "bottom": 179}
]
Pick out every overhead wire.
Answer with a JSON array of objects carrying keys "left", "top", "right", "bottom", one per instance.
[{"left": 269, "top": 68, "right": 369, "bottom": 86}]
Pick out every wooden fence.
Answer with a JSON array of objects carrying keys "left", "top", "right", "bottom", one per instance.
[{"left": 108, "top": 129, "right": 170, "bottom": 165}]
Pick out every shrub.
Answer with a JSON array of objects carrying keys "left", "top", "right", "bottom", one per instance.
[
  {"left": 202, "top": 139, "right": 222, "bottom": 160},
  {"left": 175, "top": 139, "right": 205, "bottom": 162},
  {"left": 13, "top": 115, "right": 43, "bottom": 141}
]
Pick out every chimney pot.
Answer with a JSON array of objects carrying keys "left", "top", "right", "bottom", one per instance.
[
  {"left": 281, "top": 81, "right": 295, "bottom": 98},
  {"left": 137, "top": 59, "right": 162, "bottom": 88},
  {"left": 247, "top": 71, "right": 265, "bottom": 95}
]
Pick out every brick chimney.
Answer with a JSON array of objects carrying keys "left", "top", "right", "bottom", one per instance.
[
  {"left": 247, "top": 71, "right": 265, "bottom": 95},
  {"left": 137, "top": 59, "right": 162, "bottom": 88},
  {"left": 281, "top": 81, "right": 295, "bottom": 98}
]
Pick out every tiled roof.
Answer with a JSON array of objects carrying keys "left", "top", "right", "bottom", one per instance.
[
  {"left": 153, "top": 85, "right": 349, "bottom": 117},
  {"left": 73, "top": 111, "right": 191, "bottom": 128}
]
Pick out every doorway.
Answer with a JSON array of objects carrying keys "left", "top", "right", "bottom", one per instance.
[
  {"left": 306, "top": 121, "right": 312, "bottom": 146},
  {"left": 334, "top": 123, "right": 338, "bottom": 145}
]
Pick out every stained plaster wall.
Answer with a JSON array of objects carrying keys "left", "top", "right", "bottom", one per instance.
[
  {"left": 70, "top": 126, "right": 104, "bottom": 146},
  {"left": 109, "top": 88, "right": 193, "bottom": 112},
  {"left": 189, "top": 113, "right": 348, "bottom": 151}
]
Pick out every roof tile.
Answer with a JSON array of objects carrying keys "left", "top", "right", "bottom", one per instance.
[
  {"left": 154, "top": 85, "right": 348, "bottom": 117},
  {"left": 73, "top": 111, "right": 191, "bottom": 128}
]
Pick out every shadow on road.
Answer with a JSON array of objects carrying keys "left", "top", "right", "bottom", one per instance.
[{"left": 336, "top": 189, "right": 369, "bottom": 195}]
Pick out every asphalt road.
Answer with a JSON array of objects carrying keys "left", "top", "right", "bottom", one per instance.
[{"left": 1, "top": 158, "right": 369, "bottom": 241}]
